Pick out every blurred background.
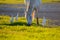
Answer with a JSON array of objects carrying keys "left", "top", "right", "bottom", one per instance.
[{"left": 0, "top": 0, "right": 60, "bottom": 26}]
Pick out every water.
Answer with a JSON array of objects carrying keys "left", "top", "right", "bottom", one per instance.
[{"left": 0, "top": 3, "right": 60, "bottom": 20}]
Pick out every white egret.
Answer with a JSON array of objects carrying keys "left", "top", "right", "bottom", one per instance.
[
  {"left": 42, "top": 16, "right": 46, "bottom": 26},
  {"left": 10, "top": 15, "right": 14, "bottom": 23},
  {"left": 15, "top": 13, "right": 19, "bottom": 21}
]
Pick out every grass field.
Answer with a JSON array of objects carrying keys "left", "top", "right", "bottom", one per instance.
[
  {"left": 0, "top": 0, "right": 60, "bottom": 4},
  {"left": 0, "top": 16, "right": 60, "bottom": 40}
]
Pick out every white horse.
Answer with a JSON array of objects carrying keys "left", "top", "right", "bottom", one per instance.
[{"left": 24, "top": 0, "right": 42, "bottom": 25}]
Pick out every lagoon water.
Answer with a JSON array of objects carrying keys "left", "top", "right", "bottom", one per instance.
[{"left": 0, "top": 3, "right": 60, "bottom": 20}]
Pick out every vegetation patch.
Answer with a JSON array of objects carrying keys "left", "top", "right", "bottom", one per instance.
[{"left": 0, "top": 16, "right": 60, "bottom": 40}]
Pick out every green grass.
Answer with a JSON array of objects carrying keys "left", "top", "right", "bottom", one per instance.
[{"left": 0, "top": 16, "right": 60, "bottom": 40}]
